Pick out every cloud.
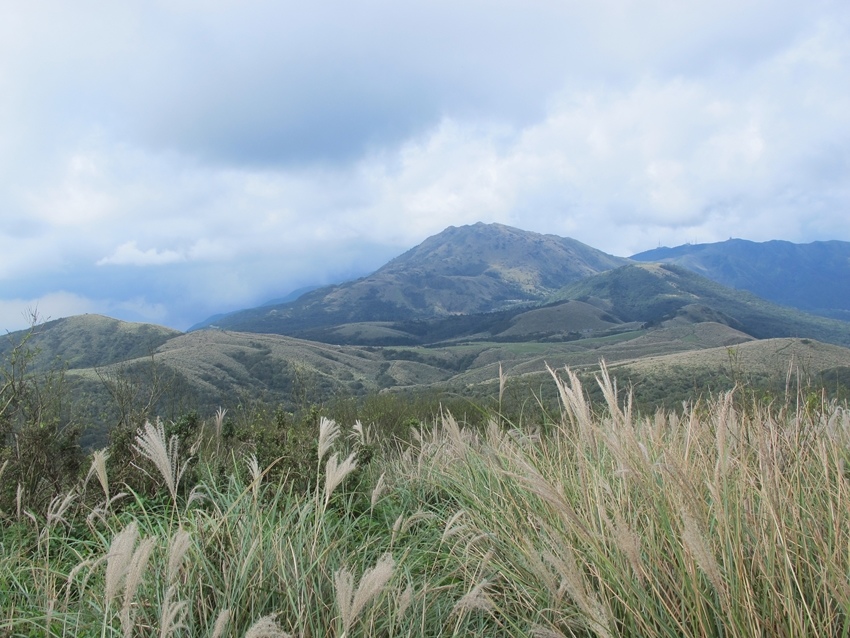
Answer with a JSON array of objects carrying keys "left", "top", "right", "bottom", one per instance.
[
  {"left": 97, "top": 241, "right": 185, "bottom": 267},
  {"left": 0, "top": 1, "right": 848, "bottom": 331}
]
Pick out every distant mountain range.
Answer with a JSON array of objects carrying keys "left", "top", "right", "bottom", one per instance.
[
  {"left": 5, "top": 222, "right": 850, "bottom": 442},
  {"left": 189, "top": 223, "right": 850, "bottom": 346},
  {"left": 194, "top": 225, "right": 850, "bottom": 335},
  {"left": 557, "top": 262, "right": 850, "bottom": 347},
  {"left": 631, "top": 238, "right": 850, "bottom": 321}
]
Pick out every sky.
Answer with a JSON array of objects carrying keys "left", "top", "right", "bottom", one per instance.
[{"left": 2, "top": 1, "right": 849, "bottom": 332}]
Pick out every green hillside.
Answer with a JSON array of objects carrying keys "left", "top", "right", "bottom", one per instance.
[
  {"left": 557, "top": 263, "right": 850, "bottom": 347},
  {"left": 631, "top": 238, "right": 850, "bottom": 320},
  {"left": 0, "top": 314, "right": 180, "bottom": 372}
]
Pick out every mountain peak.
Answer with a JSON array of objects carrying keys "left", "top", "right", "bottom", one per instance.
[
  {"left": 197, "top": 222, "right": 628, "bottom": 334},
  {"left": 379, "top": 222, "right": 624, "bottom": 289}
]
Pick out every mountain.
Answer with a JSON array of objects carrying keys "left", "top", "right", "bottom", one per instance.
[
  {"left": 630, "top": 239, "right": 850, "bottom": 321},
  {"left": 287, "top": 260, "right": 850, "bottom": 349},
  {"left": 557, "top": 263, "right": 850, "bottom": 347},
  {"left": 189, "top": 285, "right": 323, "bottom": 331},
  {"left": 194, "top": 222, "right": 629, "bottom": 334},
  {"left": 0, "top": 314, "right": 180, "bottom": 373},
  {"left": 7, "top": 265, "right": 850, "bottom": 445},
  {"left": 7, "top": 225, "right": 850, "bottom": 445}
]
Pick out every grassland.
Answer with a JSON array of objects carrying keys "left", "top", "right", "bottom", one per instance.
[{"left": 3, "top": 366, "right": 850, "bottom": 637}]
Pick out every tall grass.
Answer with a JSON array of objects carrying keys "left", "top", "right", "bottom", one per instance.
[
  {"left": 391, "top": 363, "right": 850, "bottom": 636},
  {"left": 2, "top": 366, "right": 849, "bottom": 636}
]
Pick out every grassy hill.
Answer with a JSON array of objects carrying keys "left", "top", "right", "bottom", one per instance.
[
  {"left": 6, "top": 245, "right": 850, "bottom": 445},
  {"left": 0, "top": 314, "right": 180, "bottom": 372},
  {"left": 603, "top": 337, "right": 850, "bottom": 409},
  {"left": 8, "top": 261, "right": 850, "bottom": 445},
  {"left": 63, "top": 315, "right": 850, "bottom": 444}
]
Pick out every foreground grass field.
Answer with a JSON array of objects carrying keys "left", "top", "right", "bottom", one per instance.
[{"left": 2, "top": 366, "right": 850, "bottom": 637}]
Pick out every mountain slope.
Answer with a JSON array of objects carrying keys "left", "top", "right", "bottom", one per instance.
[
  {"left": 197, "top": 222, "right": 628, "bottom": 334},
  {"left": 557, "top": 263, "right": 850, "bottom": 347},
  {"left": 0, "top": 314, "right": 181, "bottom": 372},
  {"left": 631, "top": 238, "right": 850, "bottom": 320}
]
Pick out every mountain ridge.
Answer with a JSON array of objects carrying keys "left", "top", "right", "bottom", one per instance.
[
  {"left": 631, "top": 237, "right": 850, "bottom": 320},
  {"left": 196, "top": 222, "right": 629, "bottom": 334},
  {"left": 556, "top": 262, "right": 850, "bottom": 348}
]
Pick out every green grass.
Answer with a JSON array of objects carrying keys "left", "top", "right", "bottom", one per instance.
[{"left": 3, "top": 369, "right": 850, "bottom": 636}]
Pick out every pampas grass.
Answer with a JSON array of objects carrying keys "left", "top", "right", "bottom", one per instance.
[
  {"left": 318, "top": 416, "right": 340, "bottom": 463},
  {"left": 335, "top": 553, "right": 395, "bottom": 636},
  {"left": 210, "top": 609, "right": 232, "bottom": 638},
  {"left": 243, "top": 613, "right": 291, "bottom": 638},
  {"left": 133, "top": 419, "right": 188, "bottom": 508},
  {"left": 87, "top": 449, "right": 110, "bottom": 503},
  {"left": 119, "top": 536, "right": 155, "bottom": 638},
  {"left": 104, "top": 523, "right": 141, "bottom": 609},
  {"left": 4, "top": 368, "right": 850, "bottom": 637},
  {"left": 324, "top": 451, "right": 358, "bottom": 507}
]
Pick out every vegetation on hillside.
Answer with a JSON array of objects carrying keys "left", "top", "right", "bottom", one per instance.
[
  {"left": 5, "top": 227, "right": 850, "bottom": 634},
  {"left": 558, "top": 263, "right": 850, "bottom": 347},
  {"left": 3, "top": 348, "right": 850, "bottom": 636}
]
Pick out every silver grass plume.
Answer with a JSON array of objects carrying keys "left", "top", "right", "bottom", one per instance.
[
  {"left": 104, "top": 523, "right": 140, "bottom": 608},
  {"left": 246, "top": 453, "right": 262, "bottom": 500},
  {"left": 452, "top": 578, "right": 495, "bottom": 615},
  {"left": 213, "top": 407, "right": 226, "bottom": 438},
  {"left": 351, "top": 419, "right": 372, "bottom": 447},
  {"left": 120, "top": 536, "right": 155, "bottom": 638},
  {"left": 86, "top": 449, "right": 110, "bottom": 503},
  {"left": 243, "top": 613, "right": 292, "bottom": 638},
  {"left": 370, "top": 472, "right": 387, "bottom": 511},
  {"left": 317, "top": 417, "right": 340, "bottom": 463},
  {"left": 158, "top": 585, "right": 188, "bottom": 638},
  {"left": 324, "top": 452, "right": 358, "bottom": 506},
  {"left": 134, "top": 419, "right": 187, "bottom": 506},
  {"left": 680, "top": 506, "right": 726, "bottom": 599},
  {"left": 167, "top": 527, "right": 192, "bottom": 583},
  {"left": 543, "top": 544, "right": 614, "bottom": 638},
  {"left": 335, "top": 553, "right": 395, "bottom": 635},
  {"left": 210, "top": 609, "right": 232, "bottom": 638},
  {"left": 45, "top": 491, "right": 76, "bottom": 529},
  {"left": 498, "top": 362, "right": 507, "bottom": 411},
  {"left": 396, "top": 584, "right": 414, "bottom": 624}
]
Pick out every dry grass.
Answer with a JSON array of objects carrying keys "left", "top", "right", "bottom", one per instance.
[
  {"left": 335, "top": 553, "right": 395, "bottom": 635},
  {"left": 3, "top": 367, "right": 850, "bottom": 636},
  {"left": 133, "top": 419, "right": 187, "bottom": 508},
  {"left": 623, "top": 336, "right": 850, "bottom": 376},
  {"left": 391, "top": 363, "right": 850, "bottom": 636}
]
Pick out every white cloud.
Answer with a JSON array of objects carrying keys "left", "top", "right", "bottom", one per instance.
[
  {"left": 0, "top": 1, "right": 847, "bottom": 329},
  {"left": 97, "top": 241, "right": 185, "bottom": 267}
]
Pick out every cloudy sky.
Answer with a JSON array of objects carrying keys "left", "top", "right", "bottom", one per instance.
[{"left": 2, "top": 1, "right": 848, "bottom": 332}]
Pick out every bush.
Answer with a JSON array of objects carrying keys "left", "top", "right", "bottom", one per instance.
[{"left": 0, "top": 323, "right": 84, "bottom": 515}]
